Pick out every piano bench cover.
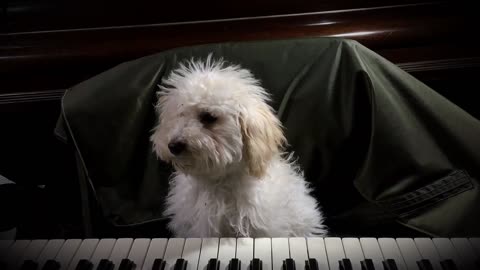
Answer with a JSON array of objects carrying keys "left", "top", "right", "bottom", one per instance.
[{"left": 54, "top": 37, "right": 480, "bottom": 237}]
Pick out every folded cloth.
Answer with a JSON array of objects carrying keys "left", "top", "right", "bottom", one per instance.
[{"left": 55, "top": 38, "right": 480, "bottom": 236}]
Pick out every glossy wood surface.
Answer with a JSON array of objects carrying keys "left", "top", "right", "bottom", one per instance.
[
  {"left": 4, "top": 0, "right": 438, "bottom": 32},
  {"left": 1, "top": 2, "right": 477, "bottom": 94}
]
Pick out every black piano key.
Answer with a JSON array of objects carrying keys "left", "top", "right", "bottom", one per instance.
[
  {"left": 416, "top": 259, "right": 434, "bottom": 270},
  {"left": 439, "top": 259, "right": 457, "bottom": 270},
  {"left": 75, "top": 260, "right": 85, "bottom": 270},
  {"left": 250, "top": 259, "right": 262, "bottom": 270},
  {"left": 152, "top": 259, "right": 166, "bottom": 270},
  {"left": 96, "top": 260, "right": 108, "bottom": 270},
  {"left": 174, "top": 259, "right": 187, "bottom": 270},
  {"left": 228, "top": 259, "right": 241, "bottom": 270},
  {"left": 338, "top": 259, "right": 353, "bottom": 270},
  {"left": 207, "top": 259, "right": 220, "bottom": 270},
  {"left": 75, "top": 260, "right": 93, "bottom": 270},
  {"left": 105, "top": 261, "right": 114, "bottom": 270},
  {"left": 283, "top": 258, "right": 296, "bottom": 270},
  {"left": 382, "top": 259, "right": 398, "bottom": 270},
  {"left": 96, "top": 260, "right": 113, "bottom": 270},
  {"left": 360, "top": 259, "right": 375, "bottom": 270},
  {"left": 20, "top": 260, "right": 39, "bottom": 270},
  {"left": 118, "top": 259, "right": 134, "bottom": 270},
  {"left": 41, "top": 260, "right": 60, "bottom": 270},
  {"left": 305, "top": 259, "right": 319, "bottom": 270}
]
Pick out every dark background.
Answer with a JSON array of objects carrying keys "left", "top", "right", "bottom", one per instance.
[{"left": 1, "top": 0, "right": 478, "bottom": 238}]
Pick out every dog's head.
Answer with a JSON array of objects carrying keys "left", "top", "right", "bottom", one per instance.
[{"left": 151, "top": 55, "right": 285, "bottom": 178}]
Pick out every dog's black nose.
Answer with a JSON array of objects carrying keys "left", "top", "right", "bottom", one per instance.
[{"left": 168, "top": 141, "right": 186, "bottom": 155}]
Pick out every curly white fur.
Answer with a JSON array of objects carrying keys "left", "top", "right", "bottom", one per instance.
[{"left": 151, "top": 55, "right": 327, "bottom": 237}]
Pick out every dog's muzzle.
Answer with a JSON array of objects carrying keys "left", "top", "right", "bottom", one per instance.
[{"left": 168, "top": 141, "right": 187, "bottom": 155}]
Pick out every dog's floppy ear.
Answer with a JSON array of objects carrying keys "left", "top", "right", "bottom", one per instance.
[{"left": 240, "top": 103, "right": 286, "bottom": 178}]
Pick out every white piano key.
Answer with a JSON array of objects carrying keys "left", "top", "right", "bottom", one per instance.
[
  {"left": 164, "top": 238, "right": 185, "bottom": 270},
  {"left": 5, "top": 239, "right": 30, "bottom": 269},
  {"left": 306, "top": 238, "right": 329, "bottom": 270},
  {"left": 377, "top": 238, "right": 407, "bottom": 270},
  {"left": 55, "top": 239, "right": 82, "bottom": 270},
  {"left": 127, "top": 239, "right": 151, "bottom": 270},
  {"left": 38, "top": 240, "right": 66, "bottom": 270},
  {"left": 432, "top": 238, "right": 462, "bottom": 268},
  {"left": 19, "top": 239, "right": 48, "bottom": 265},
  {"left": 469, "top": 238, "right": 480, "bottom": 256},
  {"left": 109, "top": 238, "right": 134, "bottom": 270},
  {"left": 342, "top": 238, "right": 364, "bottom": 270},
  {"left": 142, "top": 239, "right": 168, "bottom": 270},
  {"left": 396, "top": 238, "right": 422, "bottom": 270},
  {"left": 182, "top": 238, "right": 202, "bottom": 270},
  {"left": 271, "top": 238, "right": 289, "bottom": 270},
  {"left": 359, "top": 238, "right": 384, "bottom": 270},
  {"left": 254, "top": 238, "right": 272, "bottom": 270},
  {"left": 414, "top": 238, "right": 443, "bottom": 270},
  {"left": 324, "top": 237, "right": 345, "bottom": 270},
  {"left": 90, "top": 239, "right": 116, "bottom": 269},
  {"left": 289, "top": 238, "right": 308, "bottom": 270},
  {"left": 236, "top": 238, "right": 253, "bottom": 270},
  {"left": 68, "top": 239, "right": 100, "bottom": 270},
  {"left": 198, "top": 238, "right": 219, "bottom": 270},
  {"left": 217, "top": 238, "right": 236, "bottom": 270},
  {"left": 450, "top": 238, "right": 477, "bottom": 270}
]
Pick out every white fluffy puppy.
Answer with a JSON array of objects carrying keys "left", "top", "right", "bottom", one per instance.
[{"left": 151, "top": 55, "right": 327, "bottom": 237}]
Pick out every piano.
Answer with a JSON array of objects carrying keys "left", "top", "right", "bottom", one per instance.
[{"left": 1, "top": 238, "right": 479, "bottom": 270}]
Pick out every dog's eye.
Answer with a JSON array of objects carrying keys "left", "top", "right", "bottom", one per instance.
[{"left": 199, "top": 111, "right": 218, "bottom": 125}]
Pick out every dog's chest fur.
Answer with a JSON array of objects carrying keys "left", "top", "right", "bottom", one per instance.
[
  {"left": 163, "top": 158, "right": 327, "bottom": 238},
  {"left": 164, "top": 173, "right": 264, "bottom": 237}
]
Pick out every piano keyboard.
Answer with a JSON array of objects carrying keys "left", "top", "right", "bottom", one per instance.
[{"left": 1, "top": 238, "right": 479, "bottom": 270}]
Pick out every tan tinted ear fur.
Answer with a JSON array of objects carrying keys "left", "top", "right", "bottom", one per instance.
[{"left": 240, "top": 103, "right": 286, "bottom": 178}]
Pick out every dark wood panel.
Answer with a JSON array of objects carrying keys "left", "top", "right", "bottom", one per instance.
[
  {"left": 1, "top": 2, "right": 476, "bottom": 93},
  {"left": 0, "top": 100, "right": 71, "bottom": 183},
  {"left": 4, "top": 0, "right": 439, "bottom": 32},
  {"left": 0, "top": 99, "right": 82, "bottom": 238}
]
